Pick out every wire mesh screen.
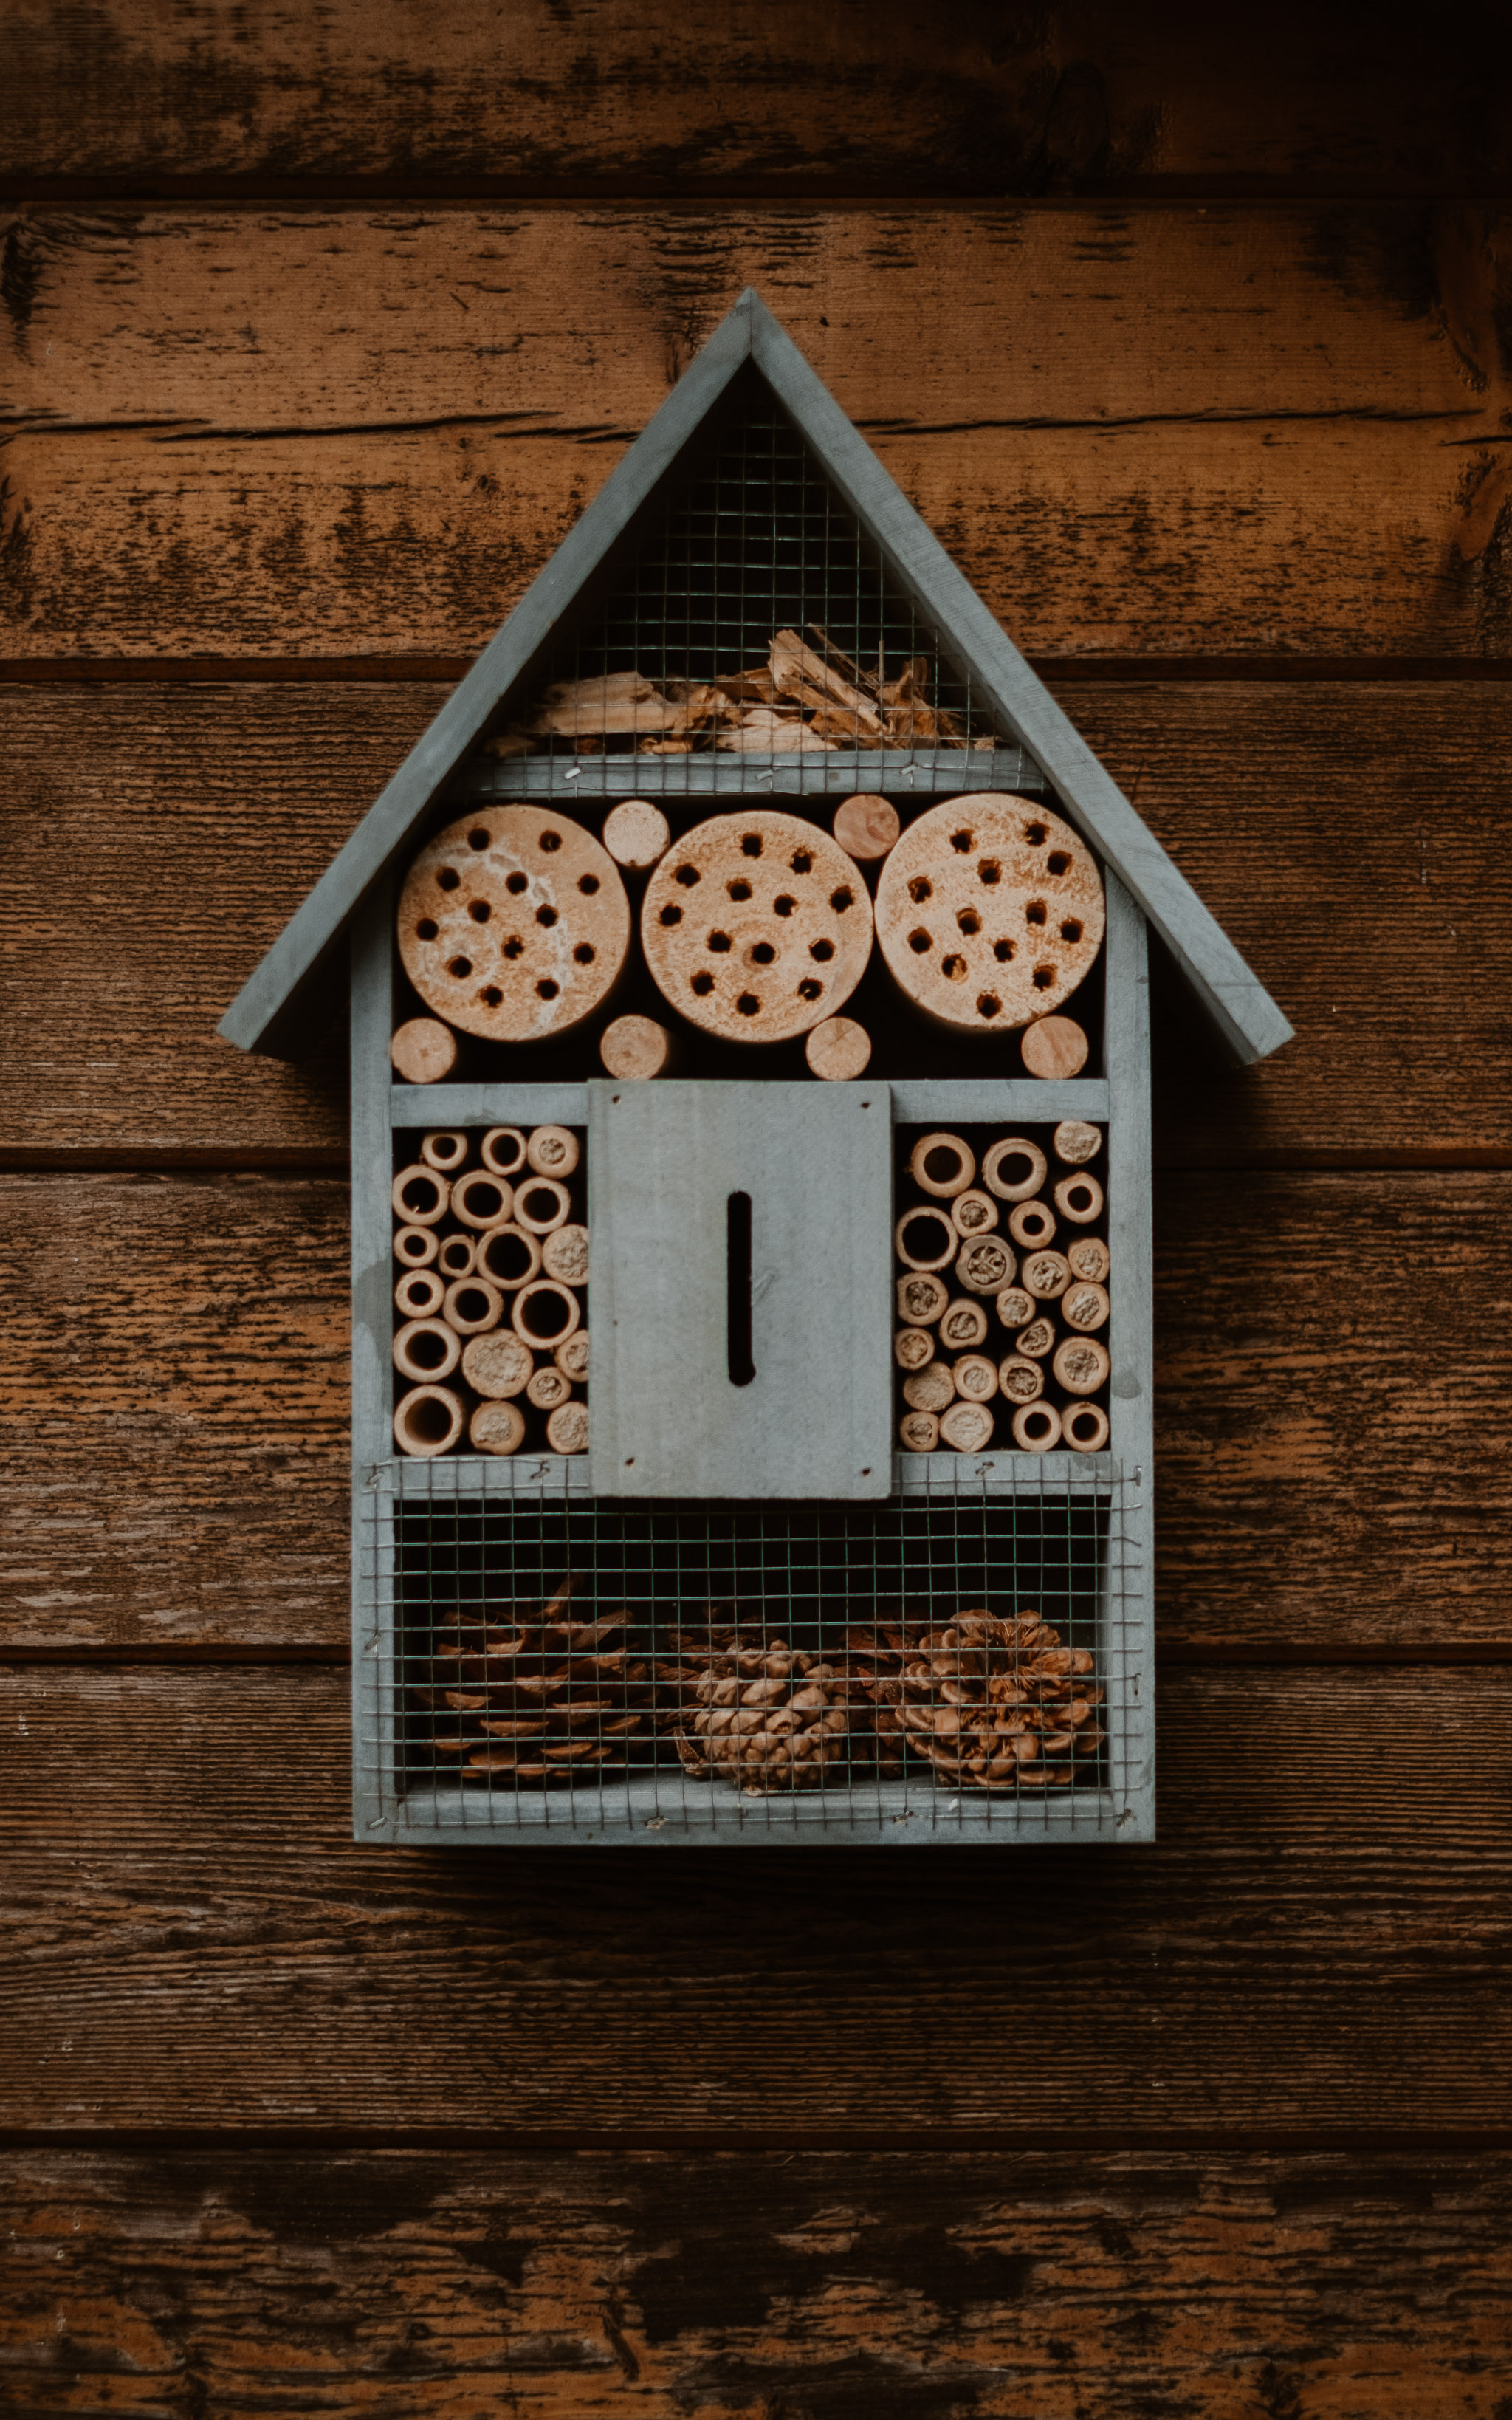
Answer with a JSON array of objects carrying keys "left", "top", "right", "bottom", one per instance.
[{"left": 358, "top": 1461, "right": 1141, "bottom": 1839}]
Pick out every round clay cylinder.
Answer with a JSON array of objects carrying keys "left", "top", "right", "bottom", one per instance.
[
  {"left": 461, "top": 1330, "right": 534, "bottom": 1399},
  {"left": 1022, "top": 1015, "right": 1089, "bottom": 1078},
  {"left": 1063, "top": 1402, "right": 1110, "bottom": 1454},
  {"left": 950, "top": 1188, "right": 999, "bottom": 1238},
  {"left": 953, "top": 1353, "right": 999, "bottom": 1403},
  {"left": 450, "top": 1169, "right": 515, "bottom": 1231},
  {"left": 390, "top": 1017, "right": 458, "bottom": 1085},
  {"left": 526, "top": 1125, "right": 580, "bottom": 1178},
  {"left": 981, "top": 1137, "right": 1047, "bottom": 1202},
  {"left": 526, "top": 1365, "right": 573, "bottom": 1411},
  {"left": 938, "top": 1298, "right": 990, "bottom": 1352},
  {"left": 601, "top": 1014, "right": 675, "bottom": 1080},
  {"left": 832, "top": 793, "right": 900, "bottom": 863},
  {"left": 641, "top": 809, "right": 873, "bottom": 1043},
  {"left": 554, "top": 1331, "right": 590, "bottom": 1383},
  {"left": 895, "top": 1206, "right": 958, "bottom": 1272},
  {"left": 1062, "top": 1281, "right": 1110, "bottom": 1334},
  {"left": 394, "top": 1317, "right": 461, "bottom": 1383},
  {"left": 470, "top": 1398, "right": 526, "bottom": 1456},
  {"left": 805, "top": 1016, "right": 872, "bottom": 1081},
  {"left": 541, "top": 1223, "right": 589, "bottom": 1285},
  {"left": 896, "top": 1326, "right": 935, "bottom": 1370},
  {"left": 394, "top": 1384, "right": 464, "bottom": 1457},
  {"left": 1054, "top": 1120, "right": 1102, "bottom": 1166},
  {"left": 903, "top": 1362, "right": 956, "bottom": 1414},
  {"left": 477, "top": 1225, "right": 542, "bottom": 1290},
  {"left": 419, "top": 1130, "right": 469, "bottom": 1174},
  {"left": 546, "top": 1400, "right": 589, "bottom": 1455},
  {"left": 442, "top": 1276, "right": 503, "bottom": 1335},
  {"left": 1021, "top": 1250, "right": 1071, "bottom": 1300},
  {"left": 602, "top": 798, "right": 671, "bottom": 870},
  {"left": 899, "top": 1409, "right": 939, "bottom": 1452},
  {"left": 955, "top": 1237, "right": 1014, "bottom": 1295},
  {"left": 1054, "top": 1172, "right": 1103, "bottom": 1224},
  {"left": 875, "top": 795, "right": 1104, "bottom": 1032},
  {"left": 909, "top": 1133, "right": 975, "bottom": 1197},
  {"left": 391, "top": 1164, "right": 450, "bottom": 1226},
  {"left": 939, "top": 1399, "right": 994, "bottom": 1453},
  {"left": 1054, "top": 1336, "right": 1111, "bottom": 1395},
  {"left": 995, "top": 1286, "right": 1035, "bottom": 1331},
  {"left": 896, "top": 1272, "right": 949, "bottom": 1326},
  {"left": 1012, "top": 1402, "right": 1062, "bottom": 1452},
  {"left": 397, "top": 804, "right": 630, "bottom": 1042},
  {"left": 512, "top": 1279, "right": 582, "bottom": 1348},
  {"left": 513, "top": 1176, "right": 571, "bottom": 1235},
  {"left": 395, "top": 1268, "right": 446, "bottom": 1320},
  {"left": 437, "top": 1233, "right": 477, "bottom": 1278},
  {"left": 1008, "top": 1199, "right": 1056, "bottom": 1250},
  {"left": 1015, "top": 1317, "right": 1056, "bottom": 1359},
  {"left": 394, "top": 1224, "right": 439, "bottom": 1269},
  {"left": 1067, "top": 1236, "right": 1110, "bottom": 1284},
  {"left": 997, "top": 1354, "right": 1045, "bottom": 1405},
  {"left": 481, "top": 1126, "right": 528, "bottom": 1177}
]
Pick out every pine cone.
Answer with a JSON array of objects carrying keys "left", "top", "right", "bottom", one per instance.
[
  {"left": 891, "top": 1608, "right": 1104, "bottom": 1789},
  {"left": 673, "top": 1636, "right": 863, "bottom": 1796},
  {"left": 422, "top": 1574, "right": 651, "bottom": 1785}
]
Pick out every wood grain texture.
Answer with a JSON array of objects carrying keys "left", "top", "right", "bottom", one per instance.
[
  {"left": 4, "top": 1, "right": 1510, "bottom": 196},
  {"left": 5, "top": 207, "right": 1512, "bottom": 659},
  {"left": 4, "top": 2146, "right": 1511, "bottom": 2418},
  {"left": 2, "top": 1664, "right": 1511, "bottom": 2133},
  {"left": 4, "top": 681, "right": 1510, "bottom": 1169}
]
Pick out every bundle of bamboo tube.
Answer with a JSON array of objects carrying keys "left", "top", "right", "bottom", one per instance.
[
  {"left": 894, "top": 1120, "right": 1111, "bottom": 1456},
  {"left": 392, "top": 1123, "right": 590, "bottom": 1459}
]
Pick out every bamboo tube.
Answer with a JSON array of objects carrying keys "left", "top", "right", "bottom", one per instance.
[
  {"left": 541, "top": 1223, "right": 590, "bottom": 1285},
  {"left": 1021, "top": 1250, "right": 1071, "bottom": 1300},
  {"left": 937, "top": 1298, "right": 989, "bottom": 1352},
  {"left": 395, "top": 1268, "right": 446, "bottom": 1319},
  {"left": 470, "top": 1399, "right": 526, "bottom": 1456},
  {"left": 894, "top": 1207, "right": 958, "bottom": 1273},
  {"left": 450, "top": 1169, "right": 515, "bottom": 1231},
  {"left": 393, "top": 1224, "right": 439, "bottom": 1268},
  {"left": 1012, "top": 1402, "right": 1062, "bottom": 1452},
  {"left": 461, "top": 1329, "right": 534, "bottom": 1399},
  {"left": 997, "top": 1354, "right": 1045, "bottom": 1405},
  {"left": 1014, "top": 1317, "right": 1056, "bottom": 1359},
  {"left": 952, "top": 1353, "right": 999, "bottom": 1403},
  {"left": 514, "top": 1176, "right": 572, "bottom": 1234},
  {"left": 554, "top": 1331, "right": 590, "bottom": 1383},
  {"left": 481, "top": 1125, "right": 528, "bottom": 1177},
  {"left": 526, "top": 1365, "right": 573, "bottom": 1411},
  {"left": 895, "top": 1326, "right": 935, "bottom": 1371},
  {"left": 805, "top": 1016, "right": 871, "bottom": 1080},
  {"left": 443, "top": 1276, "right": 504, "bottom": 1336},
  {"left": 908, "top": 1131, "right": 975, "bottom": 1197},
  {"left": 1022, "top": 1015, "right": 1088, "bottom": 1079},
  {"left": 419, "top": 1130, "right": 469, "bottom": 1173},
  {"left": 1066, "top": 1236, "right": 1110, "bottom": 1284},
  {"left": 1054, "top": 1172, "right": 1104, "bottom": 1224},
  {"left": 981, "top": 1137, "right": 1046, "bottom": 1202},
  {"left": 939, "top": 1399, "right": 994, "bottom": 1453},
  {"left": 602, "top": 797, "right": 672, "bottom": 870},
  {"left": 393, "top": 1317, "right": 461, "bottom": 1383},
  {"left": 391, "top": 1164, "right": 450, "bottom": 1226},
  {"left": 1062, "top": 1281, "right": 1110, "bottom": 1334},
  {"left": 546, "top": 1400, "right": 589, "bottom": 1454},
  {"left": 390, "top": 1018, "right": 458, "bottom": 1084},
  {"left": 994, "top": 1285, "right": 1034, "bottom": 1331},
  {"left": 394, "top": 1384, "right": 465, "bottom": 1457},
  {"left": 512, "top": 1279, "right": 583, "bottom": 1347},
  {"left": 898, "top": 1409, "right": 940, "bottom": 1453},
  {"left": 476, "top": 1224, "right": 543, "bottom": 1289},
  {"left": 526, "top": 1124, "right": 580, "bottom": 1178},
  {"left": 896, "top": 1272, "right": 949, "bottom": 1326},
  {"left": 949, "top": 1187, "right": 998, "bottom": 1238},
  {"left": 1008, "top": 1199, "right": 1056, "bottom": 1249},
  {"left": 1053, "top": 1336, "right": 1111, "bottom": 1395},
  {"left": 833, "top": 794, "right": 901, "bottom": 863},
  {"left": 902, "top": 1362, "right": 956, "bottom": 1414},
  {"left": 1054, "top": 1120, "right": 1102, "bottom": 1166},
  {"left": 954, "top": 1237, "right": 1014, "bottom": 1295},
  {"left": 436, "top": 1233, "right": 478, "bottom": 1278},
  {"left": 1063, "top": 1402, "right": 1110, "bottom": 1454},
  {"left": 601, "top": 1013, "right": 677, "bottom": 1080}
]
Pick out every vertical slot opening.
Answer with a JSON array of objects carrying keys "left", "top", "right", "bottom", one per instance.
[{"left": 726, "top": 1190, "right": 755, "bottom": 1387}]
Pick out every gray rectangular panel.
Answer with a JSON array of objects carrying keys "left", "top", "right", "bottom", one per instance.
[{"left": 588, "top": 1080, "right": 891, "bottom": 1500}]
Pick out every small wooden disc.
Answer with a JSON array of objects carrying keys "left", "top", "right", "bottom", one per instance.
[
  {"left": 875, "top": 795, "right": 1104, "bottom": 1032},
  {"left": 937, "top": 1298, "right": 989, "bottom": 1352},
  {"left": 805, "top": 1016, "right": 871, "bottom": 1081},
  {"left": 397, "top": 804, "right": 630, "bottom": 1043},
  {"left": 1054, "top": 1120, "right": 1102, "bottom": 1166},
  {"left": 395, "top": 1385, "right": 465, "bottom": 1457},
  {"left": 1067, "top": 1236, "right": 1110, "bottom": 1283},
  {"left": 461, "top": 1330, "right": 534, "bottom": 1399},
  {"left": 641, "top": 810, "right": 872, "bottom": 1043},
  {"left": 1012, "top": 1402, "right": 1062, "bottom": 1453},
  {"left": 546, "top": 1400, "right": 589, "bottom": 1454},
  {"left": 1062, "top": 1281, "right": 1110, "bottom": 1333},
  {"left": 601, "top": 1014, "right": 675, "bottom": 1080},
  {"left": 1064, "top": 1402, "right": 1110, "bottom": 1454},
  {"left": 940, "top": 1399, "right": 994, "bottom": 1454},
  {"left": 899, "top": 1410, "right": 939, "bottom": 1452},
  {"left": 997, "top": 1355, "right": 1045, "bottom": 1405},
  {"left": 554, "top": 1331, "right": 590, "bottom": 1383},
  {"left": 541, "top": 1223, "right": 590, "bottom": 1284},
  {"left": 470, "top": 1398, "right": 526, "bottom": 1456},
  {"left": 1022, "top": 1015, "right": 1089, "bottom": 1079},
  {"left": 390, "top": 1017, "right": 458, "bottom": 1084},
  {"left": 896, "top": 1272, "right": 949, "bottom": 1326},
  {"left": 833, "top": 793, "right": 900, "bottom": 863},
  {"left": 1054, "top": 1336, "right": 1111, "bottom": 1395},
  {"left": 903, "top": 1362, "right": 956, "bottom": 1413},
  {"left": 895, "top": 1326, "right": 935, "bottom": 1370},
  {"left": 602, "top": 798, "right": 671, "bottom": 870},
  {"left": 952, "top": 1353, "right": 999, "bottom": 1403}
]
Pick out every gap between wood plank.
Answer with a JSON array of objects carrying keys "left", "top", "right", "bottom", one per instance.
[{"left": 8, "top": 655, "right": 1512, "bottom": 685}]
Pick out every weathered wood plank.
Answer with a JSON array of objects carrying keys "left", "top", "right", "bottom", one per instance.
[
  {"left": 4, "top": 206, "right": 1511, "bottom": 659},
  {"left": 1, "top": 1665, "right": 1510, "bottom": 2133},
  {"left": 4, "top": 2, "right": 1507, "bottom": 196},
  {"left": 3, "top": 681, "right": 1509, "bottom": 1170},
  {"left": 4, "top": 2145, "right": 1511, "bottom": 2419}
]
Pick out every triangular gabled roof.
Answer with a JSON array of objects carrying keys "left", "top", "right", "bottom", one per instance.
[{"left": 220, "top": 289, "right": 1291, "bottom": 1066}]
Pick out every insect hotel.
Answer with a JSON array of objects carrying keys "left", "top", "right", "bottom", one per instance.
[{"left": 221, "top": 292, "right": 1291, "bottom": 1846}]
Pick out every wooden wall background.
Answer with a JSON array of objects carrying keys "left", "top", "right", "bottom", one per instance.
[{"left": 4, "top": 7, "right": 1512, "bottom": 2412}]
